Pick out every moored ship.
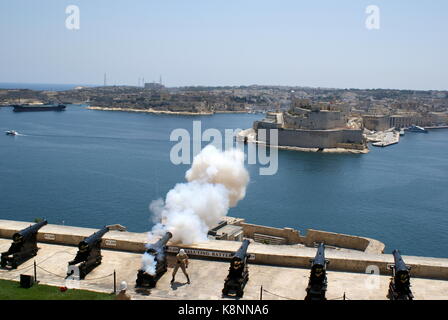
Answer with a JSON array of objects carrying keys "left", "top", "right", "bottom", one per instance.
[
  {"left": 13, "top": 103, "right": 66, "bottom": 112},
  {"left": 407, "top": 125, "right": 428, "bottom": 133}
]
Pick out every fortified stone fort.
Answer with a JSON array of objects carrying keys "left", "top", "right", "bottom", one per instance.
[{"left": 254, "top": 98, "right": 365, "bottom": 150}]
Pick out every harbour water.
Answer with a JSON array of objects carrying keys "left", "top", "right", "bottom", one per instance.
[{"left": 0, "top": 105, "right": 447, "bottom": 258}]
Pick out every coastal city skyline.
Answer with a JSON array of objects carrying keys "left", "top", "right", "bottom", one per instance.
[{"left": 0, "top": 0, "right": 447, "bottom": 90}]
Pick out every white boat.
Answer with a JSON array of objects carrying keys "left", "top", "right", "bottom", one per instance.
[
  {"left": 407, "top": 125, "right": 428, "bottom": 133},
  {"left": 5, "top": 130, "right": 18, "bottom": 136},
  {"left": 399, "top": 129, "right": 405, "bottom": 136}
]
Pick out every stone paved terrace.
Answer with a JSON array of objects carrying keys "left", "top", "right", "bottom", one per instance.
[
  {"left": 1, "top": 220, "right": 448, "bottom": 280},
  {"left": 0, "top": 240, "right": 447, "bottom": 300}
]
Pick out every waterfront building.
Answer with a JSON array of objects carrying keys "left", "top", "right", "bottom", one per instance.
[
  {"left": 389, "top": 114, "right": 425, "bottom": 128},
  {"left": 363, "top": 115, "right": 392, "bottom": 131}
]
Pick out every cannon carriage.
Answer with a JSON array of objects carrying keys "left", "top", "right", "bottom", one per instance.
[
  {"left": 305, "top": 243, "right": 329, "bottom": 301},
  {"left": 1, "top": 220, "right": 48, "bottom": 269},
  {"left": 387, "top": 250, "right": 413, "bottom": 300},
  {"left": 222, "top": 239, "right": 250, "bottom": 298},
  {"left": 66, "top": 226, "right": 110, "bottom": 280},
  {"left": 136, "top": 232, "right": 172, "bottom": 288}
]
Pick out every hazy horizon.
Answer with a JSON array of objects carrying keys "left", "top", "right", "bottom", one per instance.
[
  {"left": 1, "top": 81, "right": 448, "bottom": 92},
  {"left": 1, "top": 1, "right": 447, "bottom": 90}
]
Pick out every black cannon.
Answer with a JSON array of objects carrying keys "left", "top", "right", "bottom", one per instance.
[
  {"left": 387, "top": 249, "right": 413, "bottom": 300},
  {"left": 305, "top": 243, "right": 329, "bottom": 301},
  {"left": 222, "top": 239, "right": 250, "bottom": 298},
  {"left": 1, "top": 220, "right": 48, "bottom": 269},
  {"left": 66, "top": 226, "right": 110, "bottom": 280},
  {"left": 136, "top": 232, "right": 172, "bottom": 288}
]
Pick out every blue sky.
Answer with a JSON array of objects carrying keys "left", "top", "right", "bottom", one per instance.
[{"left": 0, "top": 0, "right": 447, "bottom": 90}]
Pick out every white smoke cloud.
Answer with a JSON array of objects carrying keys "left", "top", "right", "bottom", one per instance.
[
  {"left": 141, "top": 252, "right": 157, "bottom": 275},
  {"left": 185, "top": 145, "right": 248, "bottom": 207},
  {"left": 148, "top": 144, "right": 250, "bottom": 244}
]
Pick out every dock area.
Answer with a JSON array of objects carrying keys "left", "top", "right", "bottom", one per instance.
[{"left": 367, "top": 130, "right": 400, "bottom": 148}]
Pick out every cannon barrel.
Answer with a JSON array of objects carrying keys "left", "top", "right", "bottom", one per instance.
[
  {"left": 79, "top": 226, "right": 109, "bottom": 248},
  {"left": 312, "top": 243, "right": 326, "bottom": 267},
  {"left": 222, "top": 240, "right": 250, "bottom": 297},
  {"left": 233, "top": 239, "right": 250, "bottom": 261},
  {"left": 392, "top": 250, "right": 409, "bottom": 272},
  {"left": 388, "top": 249, "right": 413, "bottom": 300},
  {"left": 13, "top": 220, "right": 48, "bottom": 241},
  {"left": 1, "top": 220, "right": 47, "bottom": 269},
  {"left": 304, "top": 243, "right": 328, "bottom": 300},
  {"left": 136, "top": 232, "right": 172, "bottom": 288},
  {"left": 67, "top": 226, "right": 110, "bottom": 279},
  {"left": 146, "top": 232, "right": 172, "bottom": 253}
]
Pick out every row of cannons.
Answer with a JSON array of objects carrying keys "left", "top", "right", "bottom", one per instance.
[
  {"left": 1, "top": 220, "right": 414, "bottom": 300},
  {"left": 0, "top": 220, "right": 110, "bottom": 280},
  {"left": 304, "top": 243, "right": 413, "bottom": 300}
]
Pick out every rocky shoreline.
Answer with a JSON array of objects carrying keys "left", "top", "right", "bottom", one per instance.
[
  {"left": 86, "top": 106, "right": 214, "bottom": 116},
  {"left": 86, "top": 106, "right": 257, "bottom": 116}
]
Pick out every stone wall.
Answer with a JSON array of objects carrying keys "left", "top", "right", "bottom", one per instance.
[
  {"left": 283, "top": 109, "right": 346, "bottom": 130},
  {"left": 299, "top": 229, "right": 385, "bottom": 254},
  {"left": 239, "top": 223, "right": 302, "bottom": 244},
  {"left": 255, "top": 123, "right": 364, "bottom": 149},
  {"left": 363, "top": 115, "right": 391, "bottom": 131},
  {"left": 237, "top": 222, "right": 384, "bottom": 254}
]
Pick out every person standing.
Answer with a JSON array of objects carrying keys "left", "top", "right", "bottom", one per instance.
[
  {"left": 115, "top": 281, "right": 131, "bottom": 300},
  {"left": 171, "top": 249, "right": 190, "bottom": 284}
]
